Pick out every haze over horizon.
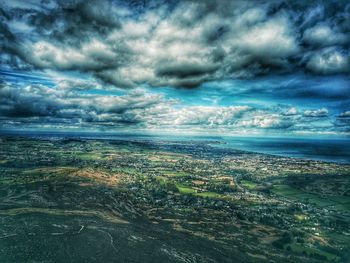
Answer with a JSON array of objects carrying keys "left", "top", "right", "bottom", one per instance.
[{"left": 0, "top": 0, "right": 349, "bottom": 137}]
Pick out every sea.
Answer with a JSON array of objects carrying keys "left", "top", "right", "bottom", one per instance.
[{"left": 1, "top": 130, "right": 350, "bottom": 164}]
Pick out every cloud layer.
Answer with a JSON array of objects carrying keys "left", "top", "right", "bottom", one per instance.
[
  {"left": 0, "top": 81, "right": 344, "bottom": 135},
  {"left": 0, "top": 0, "right": 349, "bottom": 88}
]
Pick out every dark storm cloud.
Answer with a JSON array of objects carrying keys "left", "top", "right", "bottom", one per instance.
[
  {"left": 27, "top": 0, "right": 121, "bottom": 41},
  {"left": 0, "top": 7, "right": 20, "bottom": 68},
  {"left": 0, "top": 7, "right": 15, "bottom": 46},
  {"left": 155, "top": 62, "right": 219, "bottom": 79},
  {"left": 0, "top": 84, "right": 63, "bottom": 117},
  {"left": 0, "top": 0, "right": 349, "bottom": 89}
]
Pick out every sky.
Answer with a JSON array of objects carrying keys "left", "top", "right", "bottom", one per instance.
[{"left": 0, "top": 0, "right": 349, "bottom": 137}]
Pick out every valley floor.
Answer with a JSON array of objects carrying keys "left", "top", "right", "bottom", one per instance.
[{"left": 0, "top": 136, "right": 349, "bottom": 263}]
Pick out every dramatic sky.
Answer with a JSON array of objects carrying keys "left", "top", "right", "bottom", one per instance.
[{"left": 0, "top": 0, "right": 349, "bottom": 136}]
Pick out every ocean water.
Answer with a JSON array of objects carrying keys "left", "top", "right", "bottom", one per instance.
[
  {"left": 1, "top": 130, "right": 350, "bottom": 164},
  {"left": 219, "top": 136, "right": 350, "bottom": 164}
]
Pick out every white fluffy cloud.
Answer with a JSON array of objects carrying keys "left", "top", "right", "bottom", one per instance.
[
  {"left": 284, "top": 107, "right": 298, "bottom": 116},
  {"left": 24, "top": 39, "right": 120, "bottom": 71},
  {"left": 236, "top": 16, "right": 299, "bottom": 58},
  {"left": 306, "top": 48, "right": 349, "bottom": 74},
  {"left": 238, "top": 114, "right": 293, "bottom": 129},
  {"left": 303, "top": 24, "right": 347, "bottom": 47},
  {"left": 303, "top": 108, "right": 329, "bottom": 117},
  {"left": 169, "top": 106, "right": 252, "bottom": 126},
  {"left": 339, "top": 111, "right": 350, "bottom": 118}
]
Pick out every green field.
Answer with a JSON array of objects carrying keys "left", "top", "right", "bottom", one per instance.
[
  {"left": 241, "top": 180, "right": 258, "bottom": 190},
  {"left": 176, "top": 184, "right": 197, "bottom": 194},
  {"left": 272, "top": 184, "right": 350, "bottom": 211}
]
